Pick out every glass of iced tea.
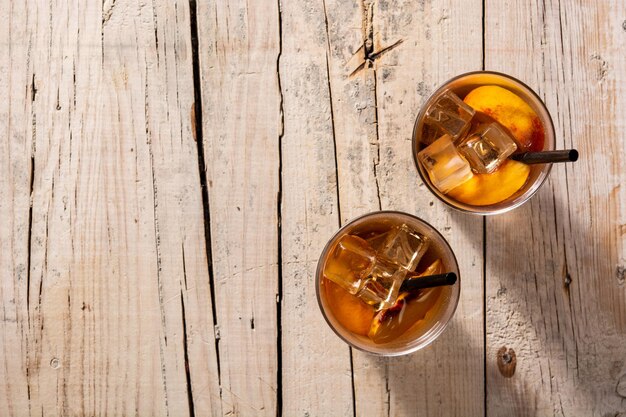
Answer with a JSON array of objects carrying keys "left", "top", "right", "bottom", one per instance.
[
  {"left": 316, "top": 211, "right": 460, "bottom": 355},
  {"left": 412, "top": 71, "right": 556, "bottom": 215}
]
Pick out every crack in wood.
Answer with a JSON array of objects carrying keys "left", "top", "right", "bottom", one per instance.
[
  {"left": 143, "top": 53, "right": 170, "bottom": 415},
  {"left": 356, "top": 1, "right": 382, "bottom": 209},
  {"left": 275, "top": 0, "right": 284, "bottom": 414},
  {"left": 556, "top": 0, "right": 565, "bottom": 56},
  {"left": 102, "top": 0, "right": 117, "bottom": 26},
  {"left": 552, "top": 286, "right": 561, "bottom": 336},
  {"left": 26, "top": 150, "right": 34, "bottom": 315},
  {"left": 189, "top": 0, "right": 223, "bottom": 397},
  {"left": 180, "top": 291, "right": 196, "bottom": 417},
  {"left": 369, "top": 39, "right": 403, "bottom": 61},
  {"left": 145, "top": 82, "right": 166, "bottom": 344},
  {"left": 324, "top": 53, "right": 342, "bottom": 227},
  {"left": 348, "top": 350, "right": 357, "bottom": 417},
  {"left": 181, "top": 244, "right": 188, "bottom": 290},
  {"left": 348, "top": 1, "right": 403, "bottom": 78},
  {"left": 362, "top": 0, "right": 374, "bottom": 57},
  {"left": 151, "top": 0, "right": 160, "bottom": 64},
  {"left": 384, "top": 369, "right": 391, "bottom": 417},
  {"left": 100, "top": 5, "right": 105, "bottom": 66},
  {"left": 561, "top": 230, "right": 580, "bottom": 376},
  {"left": 348, "top": 40, "right": 403, "bottom": 78},
  {"left": 371, "top": 70, "right": 382, "bottom": 210},
  {"left": 30, "top": 74, "right": 37, "bottom": 102},
  {"left": 27, "top": 73, "right": 37, "bottom": 323},
  {"left": 62, "top": 291, "right": 72, "bottom": 414}
]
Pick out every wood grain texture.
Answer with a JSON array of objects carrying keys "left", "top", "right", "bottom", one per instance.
[
  {"left": 0, "top": 1, "right": 220, "bottom": 416},
  {"left": 2, "top": 0, "right": 626, "bottom": 416},
  {"left": 279, "top": 1, "right": 356, "bottom": 415},
  {"left": 485, "top": 1, "right": 626, "bottom": 416},
  {"left": 0, "top": 1, "right": 33, "bottom": 415},
  {"left": 197, "top": 0, "right": 281, "bottom": 415}
]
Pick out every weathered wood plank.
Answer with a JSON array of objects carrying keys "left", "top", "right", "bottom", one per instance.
[
  {"left": 197, "top": 0, "right": 281, "bottom": 415},
  {"left": 322, "top": 0, "right": 485, "bottom": 415},
  {"left": 0, "top": 1, "right": 220, "bottom": 415},
  {"left": 485, "top": 1, "right": 626, "bottom": 416},
  {"left": 366, "top": 2, "right": 485, "bottom": 416},
  {"left": 279, "top": 0, "right": 356, "bottom": 414},
  {"left": 0, "top": 1, "right": 34, "bottom": 415}
]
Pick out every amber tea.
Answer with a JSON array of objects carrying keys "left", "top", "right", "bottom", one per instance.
[
  {"left": 316, "top": 212, "right": 460, "bottom": 355},
  {"left": 413, "top": 71, "right": 556, "bottom": 215}
]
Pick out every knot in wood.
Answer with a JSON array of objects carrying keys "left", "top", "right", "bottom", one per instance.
[
  {"left": 564, "top": 273, "right": 572, "bottom": 287},
  {"left": 497, "top": 346, "right": 516, "bottom": 378}
]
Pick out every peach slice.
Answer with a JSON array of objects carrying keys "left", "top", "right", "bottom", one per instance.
[
  {"left": 463, "top": 85, "right": 545, "bottom": 151},
  {"left": 446, "top": 159, "right": 530, "bottom": 206},
  {"left": 368, "top": 259, "right": 444, "bottom": 344},
  {"left": 416, "top": 258, "right": 443, "bottom": 277},
  {"left": 324, "top": 279, "right": 375, "bottom": 337}
]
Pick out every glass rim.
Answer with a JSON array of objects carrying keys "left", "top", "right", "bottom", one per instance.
[
  {"left": 315, "top": 210, "right": 461, "bottom": 356},
  {"left": 411, "top": 70, "right": 556, "bottom": 216}
]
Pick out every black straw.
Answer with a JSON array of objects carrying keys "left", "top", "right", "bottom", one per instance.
[
  {"left": 399, "top": 272, "right": 457, "bottom": 293},
  {"left": 511, "top": 149, "right": 578, "bottom": 164}
]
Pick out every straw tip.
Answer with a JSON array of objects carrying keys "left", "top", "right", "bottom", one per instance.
[
  {"left": 569, "top": 149, "right": 579, "bottom": 162},
  {"left": 445, "top": 272, "right": 457, "bottom": 285}
]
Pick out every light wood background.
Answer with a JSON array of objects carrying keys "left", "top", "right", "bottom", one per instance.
[{"left": 1, "top": 0, "right": 624, "bottom": 416}]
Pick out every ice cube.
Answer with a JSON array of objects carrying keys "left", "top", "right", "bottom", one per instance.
[
  {"left": 457, "top": 123, "right": 518, "bottom": 174},
  {"left": 379, "top": 224, "right": 430, "bottom": 271},
  {"left": 424, "top": 91, "right": 475, "bottom": 141},
  {"left": 365, "top": 231, "right": 391, "bottom": 252},
  {"left": 420, "top": 123, "right": 442, "bottom": 146},
  {"left": 324, "top": 235, "right": 376, "bottom": 295},
  {"left": 357, "top": 257, "right": 406, "bottom": 311},
  {"left": 325, "top": 231, "right": 431, "bottom": 311},
  {"left": 418, "top": 134, "right": 474, "bottom": 193}
]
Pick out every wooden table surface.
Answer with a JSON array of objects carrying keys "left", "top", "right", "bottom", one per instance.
[{"left": 1, "top": 1, "right": 625, "bottom": 416}]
